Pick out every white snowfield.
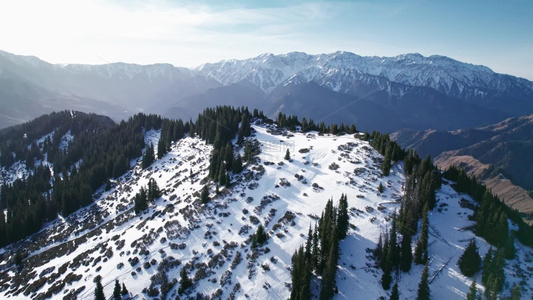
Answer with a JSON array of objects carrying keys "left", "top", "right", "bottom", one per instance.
[{"left": 0, "top": 124, "right": 531, "bottom": 299}]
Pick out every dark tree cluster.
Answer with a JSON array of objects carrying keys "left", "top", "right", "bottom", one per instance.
[
  {"left": 0, "top": 112, "right": 186, "bottom": 246},
  {"left": 112, "top": 279, "right": 129, "bottom": 299},
  {"left": 0, "top": 166, "right": 53, "bottom": 247},
  {"left": 367, "top": 136, "right": 441, "bottom": 296},
  {"left": 443, "top": 166, "right": 533, "bottom": 247},
  {"left": 458, "top": 240, "right": 482, "bottom": 276},
  {"left": 482, "top": 247, "right": 505, "bottom": 299},
  {"left": 134, "top": 178, "right": 161, "bottom": 214},
  {"left": 178, "top": 267, "right": 193, "bottom": 295},
  {"left": 157, "top": 118, "right": 187, "bottom": 158},
  {"left": 193, "top": 106, "right": 256, "bottom": 186},
  {"left": 416, "top": 262, "right": 430, "bottom": 300},
  {"left": 398, "top": 153, "right": 441, "bottom": 237},
  {"left": 290, "top": 194, "right": 349, "bottom": 300},
  {"left": 251, "top": 224, "right": 268, "bottom": 248},
  {"left": 374, "top": 211, "right": 414, "bottom": 290},
  {"left": 413, "top": 204, "right": 429, "bottom": 265},
  {"left": 0, "top": 111, "right": 114, "bottom": 170},
  {"left": 142, "top": 143, "right": 155, "bottom": 169},
  {"left": 276, "top": 112, "right": 357, "bottom": 135},
  {"left": 367, "top": 131, "right": 405, "bottom": 176}
]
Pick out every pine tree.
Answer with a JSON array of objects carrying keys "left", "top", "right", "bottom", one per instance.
[
  {"left": 147, "top": 178, "right": 161, "bottom": 202},
  {"left": 458, "top": 240, "right": 481, "bottom": 276},
  {"left": 416, "top": 262, "right": 430, "bottom": 300},
  {"left": 504, "top": 232, "right": 516, "bottom": 260},
  {"left": 134, "top": 187, "right": 148, "bottom": 214},
  {"left": 381, "top": 268, "right": 392, "bottom": 290},
  {"left": 378, "top": 182, "right": 385, "bottom": 193},
  {"left": 290, "top": 246, "right": 311, "bottom": 300},
  {"left": 290, "top": 249, "right": 301, "bottom": 300},
  {"left": 320, "top": 228, "right": 339, "bottom": 300},
  {"left": 381, "top": 241, "right": 393, "bottom": 290},
  {"left": 483, "top": 249, "right": 505, "bottom": 299},
  {"left": 178, "top": 268, "right": 192, "bottom": 295},
  {"left": 414, "top": 204, "right": 429, "bottom": 265},
  {"left": 285, "top": 149, "right": 291, "bottom": 161},
  {"left": 400, "top": 233, "right": 412, "bottom": 272},
  {"left": 142, "top": 143, "right": 155, "bottom": 169},
  {"left": 375, "top": 233, "right": 384, "bottom": 265},
  {"left": 312, "top": 223, "right": 319, "bottom": 271},
  {"left": 95, "top": 276, "right": 105, "bottom": 300},
  {"left": 389, "top": 211, "right": 400, "bottom": 270},
  {"left": 233, "top": 154, "right": 243, "bottom": 174},
  {"left": 466, "top": 278, "right": 477, "bottom": 300},
  {"left": 482, "top": 247, "right": 493, "bottom": 286},
  {"left": 390, "top": 281, "right": 399, "bottom": 300},
  {"left": 337, "top": 194, "right": 349, "bottom": 240},
  {"left": 157, "top": 136, "right": 167, "bottom": 158},
  {"left": 113, "top": 279, "right": 121, "bottom": 299},
  {"left": 200, "top": 185, "right": 210, "bottom": 204},
  {"left": 305, "top": 225, "right": 313, "bottom": 260},
  {"left": 382, "top": 150, "right": 392, "bottom": 176},
  {"left": 253, "top": 224, "right": 268, "bottom": 247},
  {"left": 121, "top": 283, "right": 129, "bottom": 296}
]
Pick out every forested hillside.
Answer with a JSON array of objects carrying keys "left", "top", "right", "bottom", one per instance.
[{"left": 0, "top": 108, "right": 531, "bottom": 299}]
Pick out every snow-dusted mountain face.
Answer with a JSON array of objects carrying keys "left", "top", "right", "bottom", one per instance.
[
  {"left": 1, "top": 121, "right": 532, "bottom": 299},
  {"left": 196, "top": 51, "right": 533, "bottom": 131},
  {"left": 197, "top": 51, "right": 533, "bottom": 99}
]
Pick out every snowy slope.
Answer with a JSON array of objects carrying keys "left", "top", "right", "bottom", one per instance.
[{"left": 0, "top": 124, "right": 531, "bottom": 299}]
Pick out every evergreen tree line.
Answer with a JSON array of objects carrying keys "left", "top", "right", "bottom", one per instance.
[
  {"left": 365, "top": 131, "right": 405, "bottom": 176},
  {"left": 482, "top": 247, "right": 506, "bottom": 299},
  {"left": 276, "top": 112, "right": 357, "bottom": 135},
  {"left": 0, "top": 111, "right": 114, "bottom": 169},
  {"left": 290, "top": 194, "right": 349, "bottom": 300},
  {"left": 398, "top": 152, "right": 441, "bottom": 237},
  {"left": 365, "top": 135, "right": 441, "bottom": 299},
  {"left": 193, "top": 106, "right": 259, "bottom": 187},
  {"left": 443, "top": 166, "right": 533, "bottom": 247},
  {"left": 0, "top": 112, "right": 189, "bottom": 247},
  {"left": 458, "top": 240, "right": 520, "bottom": 299},
  {"left": 0, "top": 165, "right": 52, "bottom": 246}
]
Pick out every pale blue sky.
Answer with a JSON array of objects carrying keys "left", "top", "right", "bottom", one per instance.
[{"left": 1, "top": 0, "right": 532, "bottom": 79}]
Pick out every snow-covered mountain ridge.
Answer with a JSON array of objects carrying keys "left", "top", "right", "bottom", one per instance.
[
  {"left": 196, "top": 51, "right": 533, "bottom": 97},
  {"left": 2, "top": 49, "right": 531, "bottom": 98},
  {"left": 1, "top": 122, "right": 531, "bottom": 299}
]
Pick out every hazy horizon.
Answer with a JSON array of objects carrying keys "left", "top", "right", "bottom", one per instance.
[{"left": 2, "top": 0, "right": 533, "bottom": 80}]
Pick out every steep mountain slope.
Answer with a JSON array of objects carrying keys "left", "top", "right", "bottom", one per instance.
[
  {"left": 266, "top": 82, "right": 407, "bottom": 132},
  {"left": 392, "top": 115, "right": 533, "bottom": 216},
  {"left": 1, "top": 122, "right": 531, "bottom": 299}
]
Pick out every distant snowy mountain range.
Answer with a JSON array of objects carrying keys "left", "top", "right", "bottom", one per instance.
[
  {"left": 197, "top": 51, "right": 533, "bottom": 97},
  {"left": 1, "top": 49, "right": 532, "bottom": 131}
]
